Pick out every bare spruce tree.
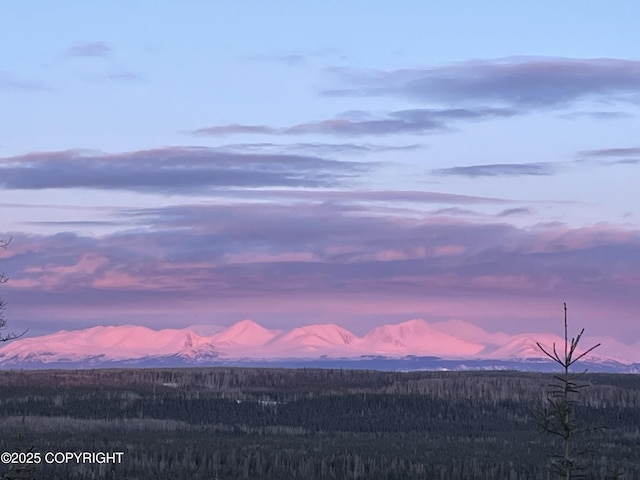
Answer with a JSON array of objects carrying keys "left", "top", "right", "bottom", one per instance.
[
  {"left": 1, "top": 237, "right": 26, "bottom": 343},
  {"left": 1, "top": 236, "right": 14, "bottom": 342},
  {"left": 1, "top": 237, "right": 37, "bottom": 480},
  {"left": 535, "top": 303, "right": 601, "bottom": 479}
]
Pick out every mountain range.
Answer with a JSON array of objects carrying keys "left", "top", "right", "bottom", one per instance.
[{"left": 1, "top": 319, "right": 639, "bottom": 372}]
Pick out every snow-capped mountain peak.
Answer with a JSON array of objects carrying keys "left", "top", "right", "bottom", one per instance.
[
  {"left": 0, "top": 318, "right": 637, "bottom": 369},
  {"left": 211, "top": 319, "right": 279, "bottom": 346},
  {"left": 265, "top": 324, "right": 360, "bottom": 355},
  {"left": 361, "top": 319, "right": 484, "bottom": 356}
]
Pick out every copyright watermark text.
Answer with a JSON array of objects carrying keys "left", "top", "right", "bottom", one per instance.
[{"left": 1, "top": 451, "right": 124, "bottom": 464}]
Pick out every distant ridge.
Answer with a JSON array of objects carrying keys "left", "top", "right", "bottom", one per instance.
[
  {"left": 212, "top": 319, "right": 280, "bottom": 346},
  {"left": 360, "top": 319, "right": 484, "bottom": 356},
  {"left": 0, "top": 318, "right": 639, "bottom": 371}
]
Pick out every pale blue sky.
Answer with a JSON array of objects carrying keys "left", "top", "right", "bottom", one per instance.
[
  {"left": 1, "top": 1, "right": 639, "bottom": 340},
  {"left": 3, "top": 1, "right": 639, "bottom": 154}
]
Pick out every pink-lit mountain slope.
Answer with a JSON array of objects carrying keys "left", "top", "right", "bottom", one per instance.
[
  {"left": 482, "top": 332, "right": 640, "bottom": 366},
  {"left": 484, "top": 334, "right": 565, "bottom": 360},
  {"left": 210, "top": 319, "right": 280, "bottom": 346},
  {"left": 264, "top": 324, "right": 360, "bottom": 357},
  {"left": 0, "top": 319, "right": 638, "bottom": 368},
  {"left": 0, "top": 325, "right": 213, "bottom": 362},
  {"left": 430, "top": 319, "right": 511, "bottom": 348},
  {"left": 360, "top": 319, "right": 484, "bottom": 356}
]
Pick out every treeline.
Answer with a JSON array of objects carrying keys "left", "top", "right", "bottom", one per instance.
[{"left": 0, "top": 368, "right": 639, "bottom": 479}]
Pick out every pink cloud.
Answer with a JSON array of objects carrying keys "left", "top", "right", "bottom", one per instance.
[
  {"left": 3, "top": 204, "right": 639, "bottom": 342},
  {"left": 25, "top": 253, "right": 107, "bottom": 276},
  {"left": 91, "top": 271, "right": 145, "bottom": 290}
]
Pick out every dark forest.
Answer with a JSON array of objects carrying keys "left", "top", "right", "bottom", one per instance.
[{"left": 0, "top": 368, "right": 638, "bottom": 479}]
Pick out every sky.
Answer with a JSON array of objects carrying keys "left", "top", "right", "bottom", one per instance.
[{"left": 1, "top": 1, "right": 639, "bottom": 342}]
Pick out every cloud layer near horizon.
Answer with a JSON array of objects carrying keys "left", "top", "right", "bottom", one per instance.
[{"left": 3, "top": 201, "right": 639, "bottom": 338}]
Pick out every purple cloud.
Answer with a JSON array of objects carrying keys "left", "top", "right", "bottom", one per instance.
[
  {"left": 497, "top": 207, "right": 533, "bottom": 217},
  {"left": 183, "top": 188, "right": 508, "bottom": 206},
  {"left": 66, "top": 41, "right": 112, "bottom": 57},
  {"left": 189, "top": 57, "right": 639, "bottom": 143},
  {"left": 0, "top": 147, "right": 367, "bottom": 192},
  {"left": 577, "top": 146, "right": 640, "bottom": 166},
  {"left": 24, "top": 220, "right": 120, "bottom": 228},
  {"left": 193, "top": 124, "right": 278, "bottom": 136},
  {"left": 579, "top": 147, "right": 640, "bottom": 158},
  {"left": 432, "top": 147, "right": 640, "bottom": 179},
  {"left": 3, "top": 205, "right": 639, "bottom": 338},
  {"left": 432, "top": 163, "right": 554, "bottom": 177},
  {"left": 191, "top": 107, "right": 517, "bottom": 137},
  {"left": 215, "top": 142, "right": 425, "bottom": 156},
  {"left": 325, "top": 57, "right": 640, "bottom": 108}
]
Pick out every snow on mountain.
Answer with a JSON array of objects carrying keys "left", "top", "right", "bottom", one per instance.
[
  {"left": 0, "top": 325, "right": 208, "bottom": 363},
  {"left": 360, "top": 319, "right": 484, "bottom": 357},
  {"left": 185, "top": 323, "right": 226, "bottom": 336},
  {"left": 484, "top": 334, "right": 561, "bottom": 360},
  {"left": 210, "top": 319, "right": 280, "bottom": 346},
  {"left": 0, "top": 318, "right": 638, "bottom": 368},
  {"left": 264, "top": 324, "right": 360, "bottom": 357},
  {"left": 575, "top": 336, "right": 640, "bottom": 364},
  {"left": 430, "top": 319, "right": 511, "bottom": 348},
  {"left": 483, "top": 332, "right": 629, "bottom": 363}
]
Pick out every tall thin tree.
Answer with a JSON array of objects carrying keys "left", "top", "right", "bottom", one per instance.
[
  {"left": 535, "top": 303, "right": 600, "bottom": 479},
  {"left": 1, "top": 237, "right": 12, "bottom": 340},
  {"left": 1, "top": 237, "right": 25, "bottom": 342},
  {"left": 1, "top": 238, "right": 37, "bottom": 480}
]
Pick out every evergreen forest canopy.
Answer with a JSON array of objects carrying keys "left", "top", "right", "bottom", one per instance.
[{"left": 0, "top": 368, "right": 638, "bottom": 480}]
